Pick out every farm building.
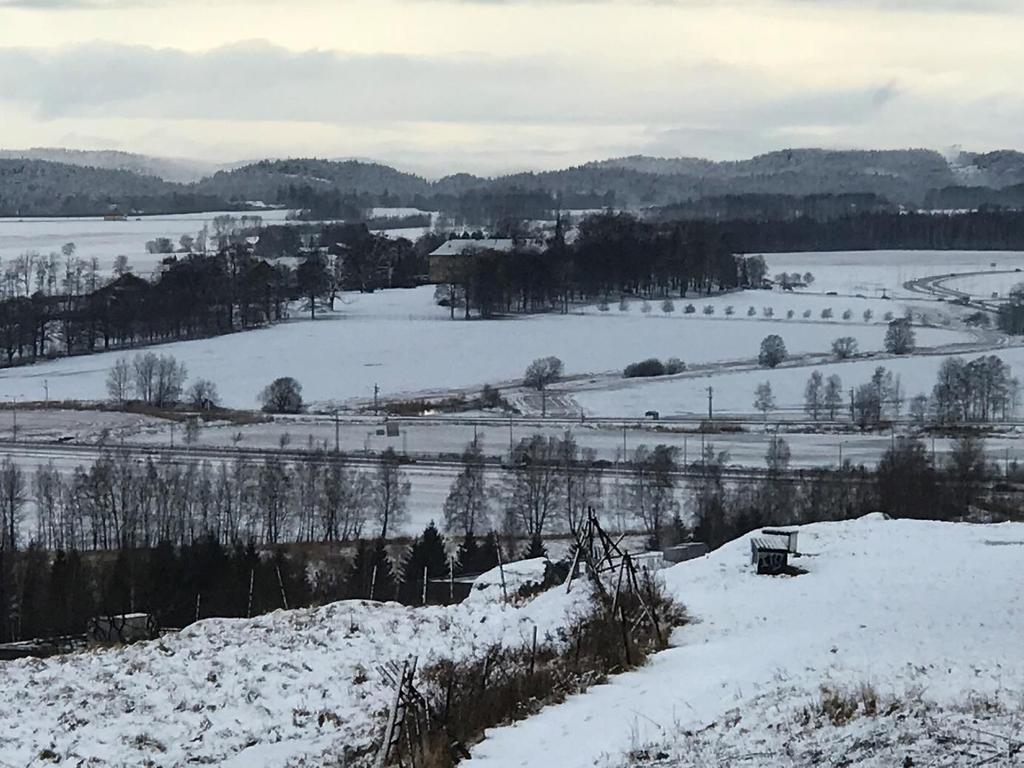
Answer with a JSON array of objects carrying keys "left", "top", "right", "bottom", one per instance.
[{"left": 428, "top": 237, "right": 547, "bottom": 282}]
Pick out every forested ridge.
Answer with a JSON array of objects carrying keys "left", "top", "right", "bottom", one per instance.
[{"left": 8, "top": 148, "right": 1024, "bottom": 219}]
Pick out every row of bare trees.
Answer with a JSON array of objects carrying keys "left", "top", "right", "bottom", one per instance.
[{"left": 9, "top": 447, "right": 410, "bottom": 552}]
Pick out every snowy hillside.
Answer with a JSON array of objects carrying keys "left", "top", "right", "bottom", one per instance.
[
  {"left": 463, "top": 517, "right": 1024, "bottom": 767},
  {"left": 0, "top": 570, "right": 593, "bottom": 766}
]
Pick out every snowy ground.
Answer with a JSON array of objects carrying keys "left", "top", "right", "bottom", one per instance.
[
  {"left": 462, "top": 516, "right": 1024, "bottom": 768},
  {"left": 766, "top": 249, "right": 1024, "bottom": 298},
  {"left": 0, "top": 563, "right": 594, "bottom": 767},
  {"left": 0, "top": 285, "right": 974, "bottom": 410},
  {"left": 5, "top": 516, "right": 1019, "bottom": 767},
  {"left": 0, "top": 211, "right": 293, "bottom": 278}
]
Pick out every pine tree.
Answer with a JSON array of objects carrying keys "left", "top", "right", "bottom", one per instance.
[
  {"left": 399, "top": 522, "right": 448, "bottom": 604},
  {"left": 455, "top": 531, "right": 479, "bottom": 576},
  {"left": 522, "top": 535, "right": 547, "bottom": 560}
]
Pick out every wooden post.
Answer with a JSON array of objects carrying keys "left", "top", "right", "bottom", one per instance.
[
  {"left": 422, "top": 565, "right": 428, "bottom": 606},
  {"left": 449, "top": 556, "right": 454, "bottom": 604},
  {"left": 370, "top": 564, "right": 378, "bottom": 601},
  {"left": 246, "top": 568, "right": 254, "bottom": 618},
  {"left": 619, "top": 603, "right": 632, "bottom": 667},
  {"left": 276, "top": 565, "right": 289, "bottom": 610},
  {"left": 529, "top": 624, "right": 538, "bottom": 681},
  {"left": 495, "top": 541, "right": 508, "bottom": 601},
  {"left": 195, "top": 593, "right": 201, "bottom": 623}
]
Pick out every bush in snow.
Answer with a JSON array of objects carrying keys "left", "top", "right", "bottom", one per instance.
[
  {"left": 863, "top": 309, "right": 874, "bottom": 322},
  {"left": 259, "top": 377, "right": 304, "bottom": 414},
  {"left": 763, "top": 307, "right": 774, "bottom": 318},
  {"left": 821, "top": 308, "right": 834, "bottom": 319},
  {"left": 758, "top": 334, "right": 787, "bottom": 368},
  {"left": 747, "top": 306, "right": 757, "bottom": 317},
  {"left": 832, "top": 336, "right": 859, "bottom": 359},
  {"left": 703, "top": 305, "right": 714, "bottom": 315},
  {"left": 661, "top": 298, "right": 675, "bottom": 313},
  {"left": 596, "top": 298, "right": 609, "bottom": 312},
  {"left": 787, "top": 309, "right": 795, "bottom": 319},
  {"left": 803, "top": 309, "right": 812, "bottom": 318},
  {"left": 684, "top": 303, "right": 696, "bottom": 314},
  {"left": 641, "top": 300, "right": 652, "bottom": 314},
  {"left": 884, "top": 318, "right": 916, "bottom": 355},
  {"left": 883, "top": 311, "right": 894, "bottom": 322},
  {"left": 618, "top": 297, "right": 630, "bottom": 312},
  {"left": 187, "top": 379, "right": 220, "bottom": 411},
  {"left": 524, "top": 356, "right": 564, "bottom": 390},
  {"left": 725, "top": 305, "right": 735, "bottom": 316},
  {"left": 623, "top": 358, "right": 666, "bottom": 378},
  {"left": 665, "top": 357, "right": 686, "bottom": 374},
  {"left": 842, "top": 309, "right": 853, "bottom": 320}
]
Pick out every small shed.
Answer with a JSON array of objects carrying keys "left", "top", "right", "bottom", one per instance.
[
  {"left": 750, "top": 537, "right": 790, "bottom": 575},
  {"left": 663, "top": 542, "right": 709, "bottom": 564}
]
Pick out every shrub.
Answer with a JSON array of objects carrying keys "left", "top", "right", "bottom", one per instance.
[
  {"left": 624, "top": 358, "right": 666, "bottom": 378},
  {"left": 524, "top": 357, "right": 564, "bottom": 390},
  {"left": 724, "top": 305, "right": 735, "bottom": 316},
  {"left": 786, "top": 309, "right": 795, "bottom": 319},
  {"left": 187, "top": 379, "right": 220, "bottom": 411},
  {"left": 684, "top": 303, "right": 696, "bottom": 314},
  {"left": 618, "top": 297, "right": 630, "bottom": 312},
  {"left": 747, "top": 306, "right": 757, "bottom": 317},
  {"left": 640, "top": 300, "right": 652, "bottom": 314},
  {"left": 660, "top": 298, "right": 675, "bottom": 313},
  {"left": 884, "top": 318, "right": 916, "bottom": 355},
  {"left": 802, "top": 309, "right": 812, "bottom": 318},
  {"left": 842, "top": 309, "right": 853, "bottom": 320},
  {"left": 664, "top": 357, "right": 686, "bottom": 374},
  {"left": 883, "top": 311, "right": 894, "bottom": 322},
  {"left": 832, "top": 336, "right": 859, "bottom": 359},
  {"left": 259, "top": 377, "right": 304, "bottom": 414},
  {"left": 596, "top": 299, "right": 609, "bottom": 312},
  {"left": 702, "top": 305, "right": 714, "bottom": 315},
  {"left": 763, "top": 307, "right": 774, "bottom": 318},
  {"left": 863, "top": 309, "right": 874, "bottom": 322},
  {"left": 758, "top": 334, "right": 787, "bottom": 368},
  {"left": 821, "top": 308, "right": 834, "bottom": 319}
]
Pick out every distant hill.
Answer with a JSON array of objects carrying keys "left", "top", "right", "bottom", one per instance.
[
  {"left": 4, "top": 147, "right": 1024, "bottom": 218},
  {"left": 0, "top": 159, "right": 226, "bottom": 217},
  {"left": 0, "top": 148, "right": 221, "bottom": 184}
]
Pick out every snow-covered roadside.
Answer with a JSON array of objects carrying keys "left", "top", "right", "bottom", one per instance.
[
  {"left": 461, "top": 516, "right": 1024, "bottom": 768},
  {"left": 0, "top": 567, "right": 593, "bottom": 767}
]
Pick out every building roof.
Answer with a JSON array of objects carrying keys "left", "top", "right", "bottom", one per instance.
[{"left": 429, "top": 237, "right": 546, "bottom": 257}]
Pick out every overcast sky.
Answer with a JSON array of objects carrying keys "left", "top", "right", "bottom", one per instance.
[{"left": 1, "top": 0, "right": 1023, "bottom": 175}]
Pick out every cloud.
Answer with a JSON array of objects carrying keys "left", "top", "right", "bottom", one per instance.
[{"left": 0, "top": 41, "right": 900, "bottom": 130}]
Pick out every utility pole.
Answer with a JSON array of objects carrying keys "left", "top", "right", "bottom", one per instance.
[
  {"left": 508, "top": 415, "right": 514, "bottom": 451},
  {"left": 11, "top": 398, "right": 16, "bottom": 443},
  {"left": 622, "top": 423, "right": 627, "bottom": 458},
  {"left": 334, "top": 410, "right": 340, "bottom": 453},
  {"left": 43, "top": 379, "right": 48, "bottom": 407},
  {"left": 706, "top": 386, "right": 713, "bottom": 422},
  {"left": 849, "top": 388, "right": 855, "bottom": 421},
  {"left": 373, "top": 383, "right": 379, "bottom": 415},
  {"left": 541, "top": 387, "right": 547, "bottom": 418}
]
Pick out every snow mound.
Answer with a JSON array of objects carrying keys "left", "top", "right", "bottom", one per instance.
[
  {"left": 467, "top": 556, "right": 549, "bottom": 603},
  {"left": 1, "top": 579, "right": 594, "bottom": 767},
  {"left": 462, "top": 517, "right": 1024, "bottom": 768}
]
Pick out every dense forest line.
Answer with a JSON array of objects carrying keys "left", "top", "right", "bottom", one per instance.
[{"left": 8, "top": 148, "right": 1024, "bottom": 219}]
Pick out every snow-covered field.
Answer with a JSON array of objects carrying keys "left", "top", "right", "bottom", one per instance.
[
  {"left": 0, "top": 286, "right": 974, "bottom": 409},
  {"left": 4, "top": 516, "right": 1019, "bottom": 766},
  {"left": 0, "top": 211, "right": 294, "bottom": 278},
  {"left": 463, "top": 516, "right": 1024, "bottom": 768},
  {"left": 0, "top": 561, "right": 593, "bottom": 767},
  {"left": 571, "top": 345, "right": 1024, "bottom": 418},
  {"left": 767, "top": 249, "right": 1024, "bottom": 297}
]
